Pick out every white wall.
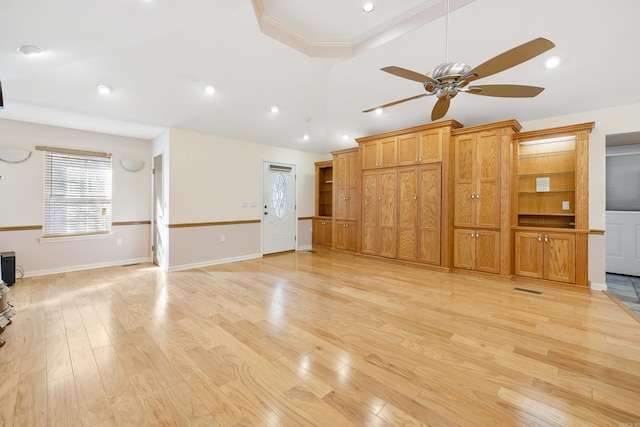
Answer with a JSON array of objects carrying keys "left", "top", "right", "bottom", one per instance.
[
  {"left": 0, "top": 119, "right": 152, "bottom": 275},
  {"left": 164, "top": 128, "right": 328, "bottom": 270}
]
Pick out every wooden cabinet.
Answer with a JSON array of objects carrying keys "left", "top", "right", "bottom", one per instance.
[
  {"left": 361, "top": 136, "right": 397, "bottom": 170},
  {"left": 362, "top": 169, "right": 397, "bottom": 258},
  {"left": 397, "top": 129, "right": 443, "bottom": 166},
  {"left": 335, "top": 220, "right": 357, "bottom": 251},
  {"left": 514, "top": 231, "right": 575, "bottom": 283},
  {"left": 397, "top": 164, "right": 441, "bottom": 264},
  {"left": 313, "top": 160, "right": 333, "bottom": 247},
  {"left": 332, "top": 148, "right": 359, "bottom": 252},
  {"left": 313, "top": 217, "right": 332, "bottom": 247},
  {"left": 453, "top": 129, "right": 501, "bottom": 229},
  {"left": 453, "top": 229, "right": 500, "bottom": 273},
  {"left": 512, "top": 122, "right": 593, "bottom": 288},
  {"left": 334, "top": 149, "right": 359, "bottom": 222},
  {"left": 315, "top": 161, "right": 333, "bottom": 217}
]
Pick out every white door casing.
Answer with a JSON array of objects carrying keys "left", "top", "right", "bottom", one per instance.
[{"left": 263, "top": 162, "right": 297, "bottom": 255}]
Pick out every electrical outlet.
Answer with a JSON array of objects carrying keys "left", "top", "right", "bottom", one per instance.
[
  {"left": 117, "top": 238, "right": 122, "bottom": 246},
  {"left": 562, "top": 201, "right": 570, "bottom": 211},
  {"left": 241, "top": 201, "right": 247, "bottom": 208},
  {"left": 220, "top": 235, "right": 225, "bottom": 242}
]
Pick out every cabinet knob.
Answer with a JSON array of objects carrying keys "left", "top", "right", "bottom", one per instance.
[
  {"left": 415, "top": 158, "right": 418, "bottom": 163},
  {"left": 345, "top": 223, "right": 349, "bottom": 228},
  {"left": 413, "top": 194, "right": 417, "bottom": 200},
  {"left": 544, "top": 235, "right": 548, "bottom": 243},
  {"left": 418, "top": 157, "right": 422, "bottom": 162},
  {"left": 378, "top": 196, "right": 382, "bottom": 201},
  {"left": 471, "top": 194, "right": 475, "bottom": 199},
  {"left": 537, "top": 234, "right": 542, "bottom": 242},
  {"left": 476, "top": 193, "right": 480, "bottom": 200}
]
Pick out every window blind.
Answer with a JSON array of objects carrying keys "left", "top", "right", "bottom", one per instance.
[{"left": 40, "top": 146, "right": 113, "bottom": 237}]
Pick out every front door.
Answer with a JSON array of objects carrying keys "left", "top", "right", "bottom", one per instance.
[{"left": 263, "top": 162, "right": 297, "bottom": 255}]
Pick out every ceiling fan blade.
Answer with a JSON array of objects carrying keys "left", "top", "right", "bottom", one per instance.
[
  {"left": 362, "top": 93, "right": 429, "bottom": 113},
  {"left": 465, "top": 84, "right": 545, "bottom": 98},
  {"left": 431, "top": 98, "right": 450, "bottom": 121},
  {"left": 463, "top": 37, "right": 555, "bottom": 83},
  {"left": 381, "top": 66, "right": 440, "bottom": 85}
]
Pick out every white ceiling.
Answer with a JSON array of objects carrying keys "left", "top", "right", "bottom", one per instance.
[{"left": 1, "top": 0, "right": 639, "bottom": 154}]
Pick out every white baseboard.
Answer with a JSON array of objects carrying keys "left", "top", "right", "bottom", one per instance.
[
  {"left": 24, "top": 257, "right": 152, "bottom": 278},
  {"left": 297, "top": 245, "right": 312, "bottom": 251},
  {"left": 591, "top": 281, "right": 607, "bottom": 291},
  {"left": 168, "top": 253, "right": 263, "bottom": 272}
]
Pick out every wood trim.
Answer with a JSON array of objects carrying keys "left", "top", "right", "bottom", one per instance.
[
  {"left": 512, "top": 122, "right": 595, "bottom": 141},
  {"left": 1, "top": 222, "right": 152, "bottom": 232},
  {"left": 589, "top": 229, "right": 605, "bottom": 235},
  {"left": 604, "top": 291, "right": 640, "bottom": 324},
  {"left": 330, "top": 147, "right": 358, "bottom": 156},
  {"left": 113, "top": 221, "right": 151, "bottom": 226},
  {"left": 355, "top": 119, "right": 463, "bottom": 144},
  {"left": 169, "top": 220, "right": 261, "bottom": 228},
  {"left": 0, "top": 225, "right": 42, "bottom": 232},
  {"left": 298, "top": 216, "right": 314, "bottom": 221},
  {"left": 451, "top": 119, "right": 522, "bottom": 136},
  {"left": 36, "top": 145, "right": 112, "bottom": 158}
]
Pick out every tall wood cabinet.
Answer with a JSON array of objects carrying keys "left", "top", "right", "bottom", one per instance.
[
  {"left": 332, "top": 148, "right": 359, "bottom": 252},
  {"left": 451, "top": 121, "right": 521, "bottom": 275},
  {"left": 512, "top": 122, "right": 594, "bottom": 290},
  {"left": 398, "top": 164, "right": 441, "bottom": 264},
  {"left": 312, "top": 161, "right": 333, "bottom": 247},
  {"left": 357, "top": 121, "right": 462, "bottom": 266},
  {"left": 362, "top": 168, "right": 397, "bottom": 258}
]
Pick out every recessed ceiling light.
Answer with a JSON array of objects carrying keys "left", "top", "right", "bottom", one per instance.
[
  {"left": 302, "top": 134, "right": 310, "bottom": 140},
  {"left": 342, "top": 134, "right": 350, "bottom": 140},
  {"left": 204, "top": 85, "right": 215, "bottom": 95},
  {"left": 362, "top": 2, "right": 375, "bottom": 13},
  {"left": 545, "top": 55, "right": 561, "bottom": 68},
  {"left": 375, "top": 108, "right": 383, "bottom": 115},
  {"left": 271, "top": 105, "right": 279, "bottom": 113},
  {"left": 17, "top": 45, "right": 43, "bottom": 56},
  {"left": 96, "top": 84, "right": 112, "bottom": 95}
]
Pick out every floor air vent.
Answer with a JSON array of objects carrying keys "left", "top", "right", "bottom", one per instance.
[{"left": 513, "top": 287, "right": 543, "bottom": 295}]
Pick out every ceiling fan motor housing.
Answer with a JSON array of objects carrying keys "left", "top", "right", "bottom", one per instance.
[{"left": 424, "top": 62, "right": 472, "bottom": 99}]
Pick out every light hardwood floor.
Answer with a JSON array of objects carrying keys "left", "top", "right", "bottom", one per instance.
[{"left": 1, "top": 250, "right": 640, "bottom": 426}]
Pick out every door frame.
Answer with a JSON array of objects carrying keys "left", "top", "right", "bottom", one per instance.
[{"left": 262, "top": 160, "right": 298, "bottom": 255}]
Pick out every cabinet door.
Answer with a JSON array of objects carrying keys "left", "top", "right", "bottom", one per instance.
[
  {"left": 379, "top": 137, "right": 397, "bottom": 168},
  {"left": 336, "top": 221, "right": 356, "bottom": 251},
  {"left": 475, "top": 230, "right": 500, "bottom": 274},
  {"left": 361, "top": 171, "right": 378, "bottom": 255},
  {"left": 453, "top": 229, "right": 475, "bottom": 270},
  {"left": 313, "top": 218, "right": 331, "bottom": 246},
  {"left": 514, "top": 232, "right": 544, "bottom": 278},
  {"left": 544, "top": 233, "right": 575, "bottom": 283},
  {"left": 378, "top": 169, "right": 397, "bottom": 258},
  {"left": 361, "top": 141, "right": 379, "bottom": 170},
  {"left": 334, "top": 154, "right": 347, "bottom": 219},
  {"left": 419, "top": 129, "right": 442, "bottom": 163},
  {"left": 418, "top": 164, "right": 441, "bottom": 265},
  {"left": 454, "top": 134, "right": 475, "bottom": 227},
  {"left": 322, "top": 221, "right": 332, "bottom": 246},
  {"left": 397, "top": 133, "right": 419, "bottom": 166},
  {"left": 346, "top": 151, "right": 359, "bottom": 221},
  {"left": 397, "top": 168, "right": 417, "bottom": 261},
  {"left": 475, "top": 130, "right": 501, "bottom": 229}
]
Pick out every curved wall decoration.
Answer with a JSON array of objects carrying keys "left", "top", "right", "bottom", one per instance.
[
  {"left": 0, "top": 148, "right": 32, "bottom": 163},
  {"left": 120, "top": 159, "right": 145, "bottom": 172}
]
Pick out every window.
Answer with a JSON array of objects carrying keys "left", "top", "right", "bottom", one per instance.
[{"left": 38, "top": 146, "right": 112, "bottom": 237}]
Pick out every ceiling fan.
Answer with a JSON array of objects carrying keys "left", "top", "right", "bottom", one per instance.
[{"left": 363, "top": 2, "right": 555, "bottom": 121}]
